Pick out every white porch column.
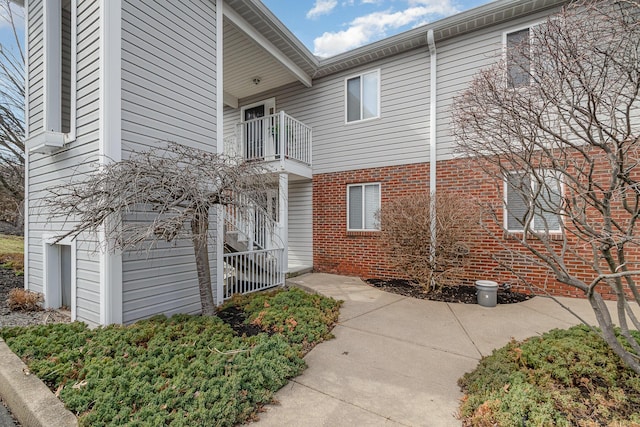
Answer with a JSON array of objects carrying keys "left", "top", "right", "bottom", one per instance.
[
  {"left": 278, "top": 173, "right": 289, "bottom": 274},
  {"left": 99, "top": 0, "right": 122, "bottom": 325}
]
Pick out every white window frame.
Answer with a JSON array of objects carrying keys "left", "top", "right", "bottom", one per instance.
[
  {"left": 502, "top": 22, "right": 544, "bottom": 89},
  {"left": 344, "top": 69, "right": 380, "bottom": 124},
  {"left": 503, "top": 170, "right": 563, "bottom": 234},
  {"left": 347, "top": 183, "right": 381, "bottom": 231}
]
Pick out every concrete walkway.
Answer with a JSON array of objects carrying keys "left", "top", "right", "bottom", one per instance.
[{"left": 256, "top": 273, "right": 627, "bottom": 427}]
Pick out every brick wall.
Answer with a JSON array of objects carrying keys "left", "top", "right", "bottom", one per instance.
[
  {"left": 312, "top": 158, "right": 638, "bottom": 299},
  {"left": 313, "top": 163, "right": 429, "bottom": 278}
]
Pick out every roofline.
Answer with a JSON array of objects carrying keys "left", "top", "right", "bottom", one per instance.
[
  {"left": 245, "top": 0, "right": 320, "bottom": 69},
  {"left": 315, "top": 0, "right": 569, "bottom": 74}
]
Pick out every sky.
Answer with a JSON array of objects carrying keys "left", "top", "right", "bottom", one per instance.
[
  {"left": 0, "top": 1, "right": 23, "bottom": 55},
  {"left": 262, "top": 0, "right": 493, "bottom": 57}
]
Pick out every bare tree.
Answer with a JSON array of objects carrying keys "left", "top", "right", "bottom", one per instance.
[
  {"left": 0, "top": 0, "right": 24, "bottom": 228},
  {"left": 453, "top": 0, "right": 640, "bottom": 373},
  {"left": 378, "top": 193, "right": 475, "bottom": 292},
  {"left": 46, "top": 142, "right": 271, "bottom": 316}
]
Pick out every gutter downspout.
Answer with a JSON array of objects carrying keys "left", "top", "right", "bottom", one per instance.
[{"left": 427, "top": 29, "right": 437, "bottom": 289}]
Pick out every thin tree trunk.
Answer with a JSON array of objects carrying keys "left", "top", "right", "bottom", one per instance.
[
  {"left": 588, "top": 292, "right": 640, "bottom": 375},
  {"left": 191, "top": 206, "right": 216, "bottom": 316}
]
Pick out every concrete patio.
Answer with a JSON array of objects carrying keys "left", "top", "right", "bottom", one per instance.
[{"left": 256, "top": 273, "right": 631, "bottom": 427}]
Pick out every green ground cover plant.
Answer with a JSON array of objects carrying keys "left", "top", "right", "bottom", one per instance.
[
  {"left": 0, "top": 288, "right": 341, "bottom": 426},
  {"left": 0, "top": 233, "right": 23, "bottom": 273},
  {"left": 459, "top": 326, "right": 640, "bottom": 426}
]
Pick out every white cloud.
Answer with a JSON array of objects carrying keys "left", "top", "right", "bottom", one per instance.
[
  {"left": 306, "top": 0, "right": 338, "bottom": 19},
  {"left": 313, "top": 1, "right": 459, "bottom": 57}
]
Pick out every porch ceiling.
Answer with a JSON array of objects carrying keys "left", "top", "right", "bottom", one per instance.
[{"left": 224, "top": 19, "right": 300, "bottom": 103}]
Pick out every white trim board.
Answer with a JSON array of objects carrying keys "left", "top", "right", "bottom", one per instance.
[
  {"left": 216, "top": 0, "right": 224, "bottom": 304},
  {"left": 42, "top": 235, "right": 77, "bottom": 321},
  {"left": 98, "top": 0, "right": 123, "bottom": 325}
]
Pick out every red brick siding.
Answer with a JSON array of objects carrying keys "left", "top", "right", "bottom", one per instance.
[
  {"left": 313, "top": 163, "right": 429, "bottom": 278},
  {"left": 312, "top": 158, "right": 638, "bottom": 300}
]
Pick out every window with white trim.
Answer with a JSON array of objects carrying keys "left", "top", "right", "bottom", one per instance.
[
  {"left": 347, "top": 183, "right": 380, "bottom": 231},
  {"left": 505, "top": 28, "right": 531, "bottom": 88},
  {"left": 345, "top": 70, "right": 379, "bottom": 123},
  {"left": 505, "top": 170, "right": 562, "bottom": 233}
]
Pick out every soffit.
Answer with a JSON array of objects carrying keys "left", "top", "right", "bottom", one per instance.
[
  {"left": 224, "top": 19, "right": 300, "bottom": 99},
  {"left": 224, "top": 0, "right": 318, "bottom": 76}
]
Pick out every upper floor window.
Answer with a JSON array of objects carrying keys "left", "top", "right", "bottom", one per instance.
[
  {"left": 505, "top": 28, "right": 531, "bottom": 88},
  {"left": 345, "top": 70, "right": 380, "bottom": 123},
  {"left": 505, "top": 170, "right": 562, "bottom": 233},
  {"left": 347, "top": 183, "right": 380, "bottom": 231}
]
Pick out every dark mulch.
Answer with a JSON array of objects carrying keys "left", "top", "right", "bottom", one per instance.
[
  {"left": 0, "top": 268, "right": 24, "bottom": 316},
  {"left": 365, "top": 278, "right": 534, "bottom": 304},
  {"left": 216, "top": 305, "right": 266, "bottom": 337}
]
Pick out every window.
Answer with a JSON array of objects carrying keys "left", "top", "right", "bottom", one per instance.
[
  {"left": 505, "top": 28, "right": 531, "bottom": 88},
  {"left": 347, "top": 183, "right": 380, "bottom": 231},
  {"left": 345, "top": 70, "right": 379, "bottom": 123},
  {"left": 505, "top": 171, "right": 562, "bottom": 233}
]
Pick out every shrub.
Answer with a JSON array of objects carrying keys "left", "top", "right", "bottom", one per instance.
[
  {"left": 378, "top": 192, "right": 475, "bottom": 292},
  {"left": 0, "top": 288, "right": 341, "bottom": 426},
  {"left": 458, "top": 326, "right": 640, "bottom": 426},
  {"left": 228, "top": 287, "right": 341, "bottom": 350},
  {"left": 7, "top": 288, "right": 42, "bottom": 311}
]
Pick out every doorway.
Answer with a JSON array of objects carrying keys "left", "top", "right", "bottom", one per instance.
[
  {"left": 241, "top": 98, "right": 276, "bottom": 160},
  {"left": 43, "top": 237, "right": 76, "bottom": 318}
]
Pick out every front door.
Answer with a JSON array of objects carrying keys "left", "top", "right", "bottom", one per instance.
[
  {"left": 244, "top": 105, "right": 265, "bottom": 159},
  {"left": 241, "top": 98, "right": 276, "bottom": 160}
]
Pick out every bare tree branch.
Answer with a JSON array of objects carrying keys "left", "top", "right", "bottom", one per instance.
[
  {"left": 0, "top": 0, "right": 24, "bottom": 227},
  {"left": 453, "top": 0, "right": 640, "bottom": 373},
  {"left": 45, "top": 142, "right": 273, "bottom": 315}
]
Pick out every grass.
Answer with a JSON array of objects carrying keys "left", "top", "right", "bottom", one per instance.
[
  {"left": 0, "top": 288, "right": 341, "bottom": 426},
  {"left": 458, "top": 325, "right": 640, "bottom": 426},
  {"left": 0, "top": 233, "right": 24, "bottom": 273}
]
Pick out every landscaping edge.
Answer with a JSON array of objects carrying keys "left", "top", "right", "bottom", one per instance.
[{"left": 0, "top": 338, "right": 77, "bottom": 427}]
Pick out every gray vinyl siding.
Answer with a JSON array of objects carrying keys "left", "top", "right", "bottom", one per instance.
[
  {"left": 26, "top": 0, "right": 101, "bottom": 326},
  {"left": 120, "top": 0, "right": 217, "bottom": 323},
  {"left": 288, "top": 180, "right": 312, "bottom": 268},
  {"left": 226, "top": 49, "right": 431, "bottom": 175},
  {"left": 435, "top": 8, "right": 562, "bottom": 161},
  {"left": 27, "top": 0, "right": 44, "bottom": 135}
]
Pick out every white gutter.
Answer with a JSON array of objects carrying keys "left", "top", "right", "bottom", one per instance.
[{"left": 427, "top": 29, "right": 437, "bottom": 281}]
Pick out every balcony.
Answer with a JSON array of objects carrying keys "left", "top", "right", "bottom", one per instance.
[{"left": 225, "top": 111, "right": 312, "bottom": 179}]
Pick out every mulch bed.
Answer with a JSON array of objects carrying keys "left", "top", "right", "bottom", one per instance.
[
  {"left": 365, "top": 278, "right": 533, "bottom": 304},
  {"left": 0, "top": 267, "right": 70, "bottom": 327},
  {"left": 217, "top": 305, "right": 267, "bottom": 337},
  {"left": 0, "top": 268, "right": 25, "bottom": 316}
]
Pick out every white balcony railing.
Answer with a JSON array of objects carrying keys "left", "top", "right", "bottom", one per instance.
[
  {"left": 223, "top": 248, "right": 285, "bottom": 300},
  {"left": 237, "top": 111, "right": 312, "bottom": 166},
  {"left": 225, "top": 191, "right": 281, "bottom": 251}
]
